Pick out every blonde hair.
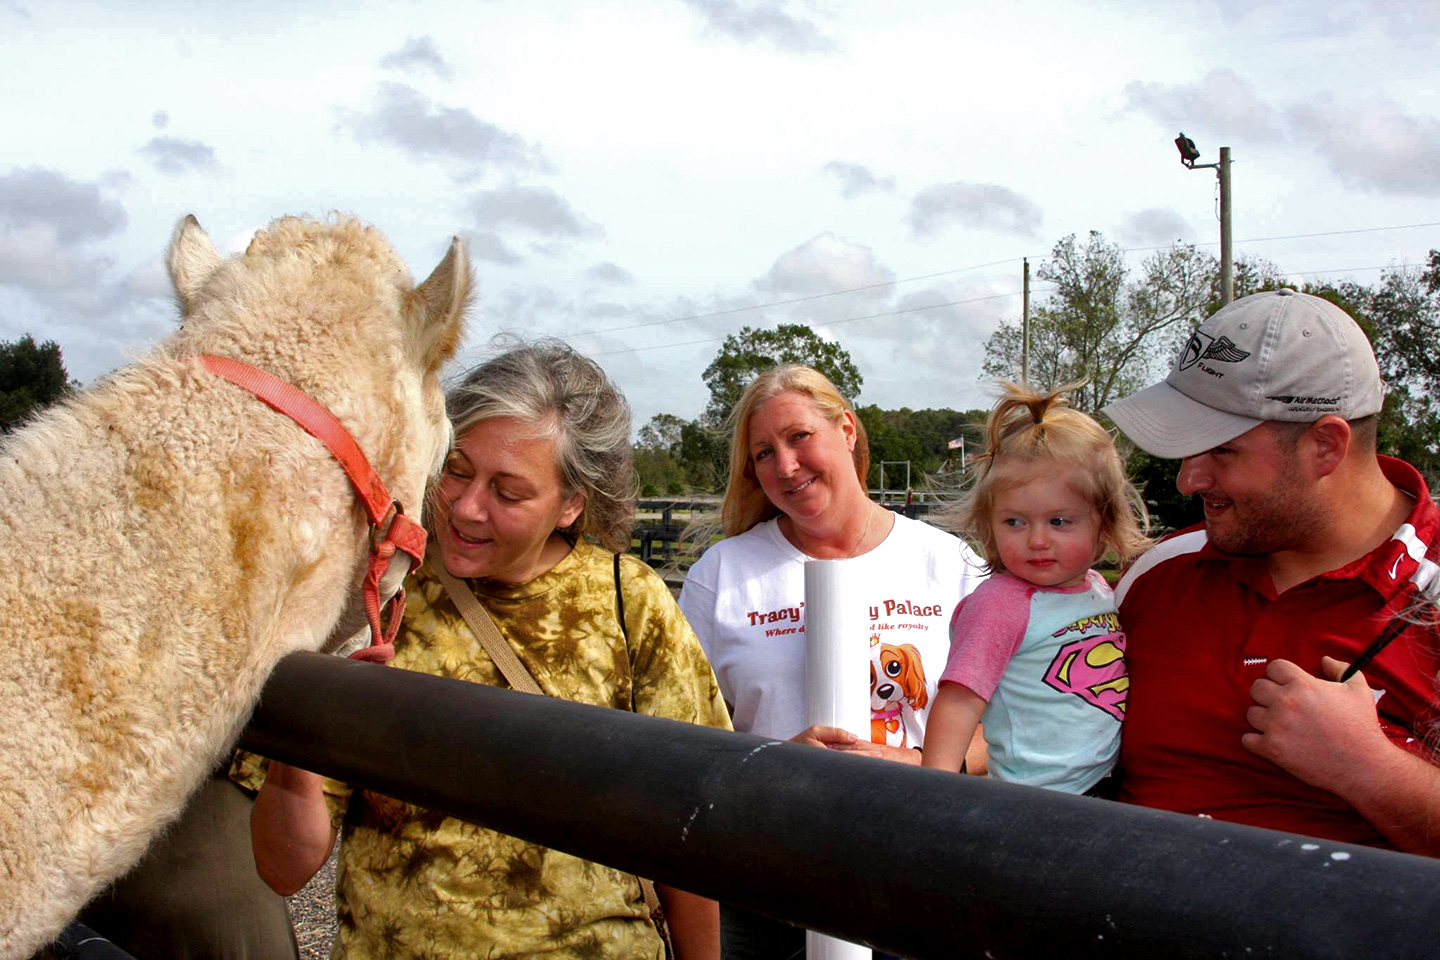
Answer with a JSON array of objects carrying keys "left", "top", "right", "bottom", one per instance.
[
  {"left": 441, "top": 338, "right": 636, "bottom": 553},
  {"left": 961, "top": 382, "right": 1150, "bottom": 575},
  {"left": 719, "top": 364, "right": 870, "bottom": 537}
]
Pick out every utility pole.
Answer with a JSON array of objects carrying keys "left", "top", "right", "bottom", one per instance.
[
  {"left": 1021, "top": 258, "right": 1030, "bottom": 383},
  {"left": 1218, "top": 146, "right": 1233, "bottom": 306},
  {"left": 1174, "top": 134, "right": 1234, "bottom": 305}
]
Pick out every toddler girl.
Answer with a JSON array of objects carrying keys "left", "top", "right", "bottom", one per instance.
[{"left": 922, "top": 382, "right": 1149, "bottom": 795}]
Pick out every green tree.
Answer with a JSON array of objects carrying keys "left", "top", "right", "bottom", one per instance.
[
  {"left": 857, "top": 405, "right": 986, "bottom": 488},
  {"left": 634, "top": 413, "right": 690, "bottom": 496},
  {"left": 1203, "top": 255, "right": 1289, "bottom": 316},
  {"left": 676, "top": 324, "right": 863, "bottom": 492},
  {"left": 678, "top": 420, "right": 724, "bottom": 492},
  {"left": 1309, "top": 255, "right": 1440, "bottom": 483},
  {"left": 982, "top": 232, "right": 1218, "bottom": 411},
  {"left": 637, "top": 412, "right": 687, "bottom": 455},
  {"left": 1124, "top": 448, "right": 1204, "bottom": 535},
  {"left": 701, "top": 323, "right": 862, "bottom": 426},
  {"left": 0, "top": 334, "right": 76, "bottom": 433}
]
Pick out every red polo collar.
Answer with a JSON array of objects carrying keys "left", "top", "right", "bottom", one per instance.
[{"left": 1195, "top": 455, "right": 1437, "bottom": 607}]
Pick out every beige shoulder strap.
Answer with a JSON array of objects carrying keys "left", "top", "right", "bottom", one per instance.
[{"left": 427, "top": 543, "right": 543, "bottom": 696}]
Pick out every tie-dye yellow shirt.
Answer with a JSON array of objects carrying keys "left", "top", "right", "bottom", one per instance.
[{"left": 325, "top": 538, "right": 730, "bottom": 960}]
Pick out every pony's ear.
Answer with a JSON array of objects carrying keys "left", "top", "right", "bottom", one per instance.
[
  {"left": 410, "top": 236, "right": 471, "bottom": 371},
  {"left": 167, "top": 215, "right": 221, "bottom": 316}
]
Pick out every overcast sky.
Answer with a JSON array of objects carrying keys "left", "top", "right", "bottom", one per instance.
[{"left": 4, "top": 0, "right": 1439, "bottom": 430}]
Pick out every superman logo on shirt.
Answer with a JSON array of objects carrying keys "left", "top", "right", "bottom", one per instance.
[{"left": 1043, "top": 630, "right": 1128, "bottom": 722}]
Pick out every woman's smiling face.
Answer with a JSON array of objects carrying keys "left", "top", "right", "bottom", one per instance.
[
  {"left": 431, "top": 416, "right": 584, "bottom": 584},
  {"left": 746, "top": 391, "right": 859, "bottom": 525}
]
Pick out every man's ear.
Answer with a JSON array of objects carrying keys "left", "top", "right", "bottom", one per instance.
[{"left": 1307, "top": 416, "right": 1351, "bottom": 478}]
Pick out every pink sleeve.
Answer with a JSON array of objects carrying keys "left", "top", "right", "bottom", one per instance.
[{"left": 940, "top": 575, "right": 1034, "bottom": 701}]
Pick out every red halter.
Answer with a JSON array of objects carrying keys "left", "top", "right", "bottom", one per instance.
[{"left": 198, "top": 354, "right": 427, "bottom": 664}]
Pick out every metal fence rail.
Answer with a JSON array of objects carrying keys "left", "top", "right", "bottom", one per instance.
[
  {"left": 240, "top": 652, "right": 1440, "bottom": 960},
  {"left": 50, "top": 922, "right": 134, "bottom": 960}
]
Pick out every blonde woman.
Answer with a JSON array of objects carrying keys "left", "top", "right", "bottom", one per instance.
[
  {"left": 678, "top": 364, "right": 986, "bottom": 957},
  {"left": 251, "top": 341, "right": 730, "bottom": 960}
]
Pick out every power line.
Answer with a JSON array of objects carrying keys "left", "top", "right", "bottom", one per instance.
[
  {"left": 590, "top": 288, "right": 1048, "bottom": 359},
  {"left": 1121, "top": 221, "right": 1440, "bottom": 254},
  {"left": 559, "top": 256, "right": 1026, "bottom": 341},
  {"left": 587, "top": 259, "right": 1425, "bottom": 361},
  {"left": 568, "top": 221, "right": 1438, "bottom": 343},
  {"left": 572, "top": 220, "right": 1438, "bottom": 358},
  {"left": 1288, "top": 263, "right": 1428, "bottom": 278}
]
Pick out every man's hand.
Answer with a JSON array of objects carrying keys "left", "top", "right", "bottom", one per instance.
[{"left": 1241, "top": 656, "right": 1388, "bottom": 795}]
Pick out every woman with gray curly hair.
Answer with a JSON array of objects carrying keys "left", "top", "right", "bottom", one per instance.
[{"left": 251, "top": 339, "right": 731, "bottom": 960}]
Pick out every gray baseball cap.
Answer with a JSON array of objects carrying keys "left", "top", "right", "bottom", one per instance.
[{"left": 1101, "top": 289, "right": 1384, "bottom": 459}]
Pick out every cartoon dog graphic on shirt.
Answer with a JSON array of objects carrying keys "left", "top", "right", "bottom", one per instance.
[{"left": 870, "top": 637, "right": 929, "bottom": 748}]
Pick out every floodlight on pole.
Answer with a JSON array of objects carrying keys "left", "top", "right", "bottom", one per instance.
[
  {"left": 1174, "top": 133, "right": 1201, "bottom": 168},
  {"left": 1174, "top": 132, "right": 1233, "bottom": 305}
]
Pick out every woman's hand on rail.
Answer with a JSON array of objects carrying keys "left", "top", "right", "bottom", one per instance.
[{"left": 789, "top": 726, "right": 923, "bottom": 765}]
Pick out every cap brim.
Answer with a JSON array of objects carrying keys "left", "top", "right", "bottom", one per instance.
[{"left": 1101, "top": 380, "right": 1262, "bottom": 459}]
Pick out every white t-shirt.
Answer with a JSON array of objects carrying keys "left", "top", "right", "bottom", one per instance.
[{"left": 679, "top": 513, "right": 987, "bottom": 744}]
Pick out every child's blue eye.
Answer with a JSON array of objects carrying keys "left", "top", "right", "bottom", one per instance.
[{"left": 1050, "top": 517, "right": 1071, "bottom": 527}]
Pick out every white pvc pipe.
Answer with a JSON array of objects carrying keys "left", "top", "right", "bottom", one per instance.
[{"left": 804, "top": 559, "right": 874, "bottom": 960}]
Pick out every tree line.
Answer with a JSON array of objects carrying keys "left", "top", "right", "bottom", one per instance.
[
  {"left": 4, "top": 230, "right": 1436, "bottom": 534},
  {"left": 635, "top": 232, "right": 1440, "bottom": 533}
]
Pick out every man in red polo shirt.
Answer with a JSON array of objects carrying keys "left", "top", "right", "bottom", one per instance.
[{"left": 1102, "top": 289, "right": 1440, "bottom": 855}]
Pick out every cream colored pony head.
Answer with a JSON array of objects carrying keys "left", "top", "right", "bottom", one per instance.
[{"left": 166, "top": 214, "right": 469, "bottom": 534}]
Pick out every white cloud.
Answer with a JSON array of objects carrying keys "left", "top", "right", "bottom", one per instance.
[
  {"left": 678, "top": 0, "right": 837, "bottom": 53},
  {"left": 138, "top": 136, "right": 218, "bottom": 175},
  {"left": 120, "top": 254, "right": 174, "bottom": 302},
  {"left": 0, "top": 222, "right": 104, "bottom": 290},
  {"left": 1121, "top": 69, "right": 1283, "bottom": 144},
  {"left": 342, "top": 83, "right": 551, "bottom": 180},
  {"left": 753, "top": 232, "right": 895, "bottom": 301},
  {"left": 465, "top": 230, "right": 525, "bottom": 266},
  {"left": 1288, "top": 95, "right": 1440, "bottom": 196},
  {"left": 907, "top": 182, "right": 1043, "bottom": 240},
  {"left": 0, "top": 169, "right": 130, "bottom": 312},
  {"left": 1116, "top": 207, "right": 1194, "bottom": 247},
  {"left": 0, "top": 168, "right": 127, "bottom": 244},
  {"left": 379, "top": 35, "right": 454, "bottom": 81},
  {"left": 822, "top": 161, "right": 896, "bottom": 199},
  {"left": 1121, "top": 69, "right": 1440, "bottom": 196},
  {"left": 467, "top": 185, "right": 603, "bottom": 241},
  {"left": 587, "top": 261, "right": 635, "bottom": 285}
]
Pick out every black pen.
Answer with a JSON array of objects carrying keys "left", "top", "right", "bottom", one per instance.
[{"left": 1339, "top": 617, "right": 1408, "bottom": 683}]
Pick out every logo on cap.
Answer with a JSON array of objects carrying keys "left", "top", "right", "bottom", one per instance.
[
  {"left": 1178, "top": 332, "right": 1251, "bottom": 371},
  {"left": 1265, "top": 395, "right": 1340, "bottom": 406}
]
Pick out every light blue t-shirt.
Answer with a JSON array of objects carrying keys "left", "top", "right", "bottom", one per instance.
[{"left": 941, "top": 571, "right": 1126, "bottom": 794}]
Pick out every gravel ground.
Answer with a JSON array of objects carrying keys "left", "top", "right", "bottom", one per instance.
[{"left": 288, "top": 847, "right": 338, "bottom": 959}]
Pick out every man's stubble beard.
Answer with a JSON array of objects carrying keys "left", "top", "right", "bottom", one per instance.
[{"left": 1205, "top": 458, "right": 1321, "bottom": 557}]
